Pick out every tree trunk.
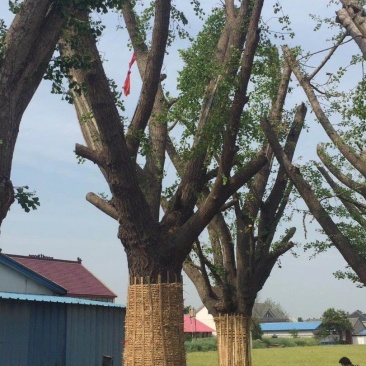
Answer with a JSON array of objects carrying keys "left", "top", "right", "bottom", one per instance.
[
  {"left": 123, "top": 276, "right": 185, "bottom": 366},
  {"left": 214, "top": 314, "right": 252, "bottom": 366},
  {"left": 0, "top": 0, "right": 69, "bottom": 227},
  {"left": 0, "top": 178, "right": 14, "bottom": 227}
]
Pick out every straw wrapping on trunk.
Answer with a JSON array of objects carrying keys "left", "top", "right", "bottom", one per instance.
[
  {"left": 214, "top": 314, "right": 252, "bottom": 366},
  {"left": 123, "top": 276, "right": 186, "bottom": 366}
]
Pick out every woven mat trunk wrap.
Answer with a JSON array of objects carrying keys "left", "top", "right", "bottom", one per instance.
[
  {"left": 123, "top": 277, "right": 186, "bottom": 366},
  {"left": 214, "top": 314, "right": 252, "bottom": 366}
]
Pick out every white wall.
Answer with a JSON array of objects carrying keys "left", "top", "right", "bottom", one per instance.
[
  {"left": 196, "top": 307, "right": 217, "bottom": 336},
  {"left": 352, "top": 336, "right": 366, "bottom": 345},
  {"left": 0, "top": 263, "right": 54, "bottom": 295},
  {"left": 262, "top": 331, "right": 316, "bottom": 338}
]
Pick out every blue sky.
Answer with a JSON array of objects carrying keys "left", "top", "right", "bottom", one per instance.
[{"left": 1, "top": 1, "right": 365, "bottom": 319}]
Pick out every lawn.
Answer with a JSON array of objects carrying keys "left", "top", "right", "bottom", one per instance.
[{"left": 187, "top": 345, "right": 366, "bottom": 366}]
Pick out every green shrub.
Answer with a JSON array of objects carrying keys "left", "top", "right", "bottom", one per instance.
[
  {"left": 252, "top": 339, "right": 268, "bottom": 349},
  {"left": 185, "top": 336, "right": 320, "bottom": 353},
  {"left": 185, "top": 337, "right": 217, "bottom": 352},
  {"left": 294, "top": 338, "right": 319, "bottom": 347}
]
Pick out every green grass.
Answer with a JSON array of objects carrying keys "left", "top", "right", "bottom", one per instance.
[{"left": 187, "top": 345, "right": 366, "bottom": 366}]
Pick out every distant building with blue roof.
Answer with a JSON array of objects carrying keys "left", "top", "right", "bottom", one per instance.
[{"left": 261, "top": 321, "right": 322, "bottom": 338}]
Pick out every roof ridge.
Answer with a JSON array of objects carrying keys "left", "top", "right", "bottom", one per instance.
[
  {"left": 6, "top": 253, "right": 81, "bottom": 264},
  {"left": 3, "top": 253, "right": 116, "bottom": 299}
]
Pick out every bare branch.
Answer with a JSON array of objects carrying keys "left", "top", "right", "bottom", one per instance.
[{"left": 309, "top": 33, "right": 347, "bottom": 80}]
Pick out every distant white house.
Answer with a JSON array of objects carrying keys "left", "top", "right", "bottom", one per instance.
[
  {"left": 353, "top": 329, "right": 366, "bottom": 345},
  {"left": 196, "top": 306, "right": 217, "bottom": 336},
  {"left": 195, "top": 303, "right": 290, "bottom": 336}
]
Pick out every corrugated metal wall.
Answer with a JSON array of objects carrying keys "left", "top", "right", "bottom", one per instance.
[{"left": 0, "top": 298, "right": 125, "bottom": 366}]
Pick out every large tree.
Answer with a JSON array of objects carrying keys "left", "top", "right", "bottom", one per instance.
[
  {"left": 0, "top": 0, "right": 73, "bottom": 227},
  {"left": 56, "top": 1, "right": 269, "bottom": 364},
  {"left": 180, "top": 20, "right": 305, "bottom": 364}
]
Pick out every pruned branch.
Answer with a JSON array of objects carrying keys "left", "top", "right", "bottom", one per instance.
[
  {"left": 86, "top": 192, "right": 119, "bottom": 221},
  {"left": 316, "top": 164, "right": 366, "bottom": 227},
  {"left": 220, "top": 198, "right": 238, "bottom": 212},
  {"left": 75, "top": 143, "right": 106, "bottom": 167},
  {"left": 265, "top": 181, "right": 294, "bottom": 247},
  {"left": 183, "top": 257, "right": 217, "bottom": 311},
  {"left": 123, "top": 0, "right": 172, "bottom": 159},
  {"left": 61, "top": 11, "right": 160, "bottom": 247},
  {"left": 194, "top": 240, "right": 225, "bottom": 289},
  {"left": 259, "top": 103, "right": 306, "bottom": 249},
  {"left": 270, "top": 240, "right": 295, "bottom": 259},
  {"left": 283, "top": 45, "right": 366, "bottom": 178},
  {"left": 317, "top": 144, "right": 366, "bottom": 199},
  {"left": 337, "top": 1, "right": 366, "bottom": 58},
  {"left": 208, "top": 213, "right": 237, "bottom": 284},
  {"left": 171, "top": 152, "right": 268, "bottom": 253}
]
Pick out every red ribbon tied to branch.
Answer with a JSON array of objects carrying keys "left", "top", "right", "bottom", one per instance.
[{"left": 122, "top": 53, "right": 136, "bottom": 96}]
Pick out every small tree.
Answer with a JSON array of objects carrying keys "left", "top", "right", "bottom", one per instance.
[
  {"left": 289, "top": 329, "right": 299, "bottom": 338},
  {"left": 251, "top": 318, "right": 263, "bottom": 340},
  {"left": 321, "top": 308, "right": 353, "bottom": 342}
]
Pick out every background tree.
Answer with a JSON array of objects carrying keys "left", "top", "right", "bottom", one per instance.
[
  {"left": 251, "top": 318, "right": 263, "bottom": 340},
  {"left": 55, "top": 1, "right": 270, "bottom": 364},
  {"left": 321, "top": 308, "right": 353, "bottom": 342},
  {"left": 289, "top": 329, "right": 299, "bottom": 338},
  {"left": 254, "top": 298, "right": 290, "bottom": 321},
  {"left": 261, "top": 41, "right": 366, "bottom": 285}
]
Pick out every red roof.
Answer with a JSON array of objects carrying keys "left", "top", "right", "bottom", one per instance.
[
  {"left": 184, "top": 315, "right": 214, "bottom": 333},
  {"left": 7, "top": 254, "right": 116, "bottom": 299}
]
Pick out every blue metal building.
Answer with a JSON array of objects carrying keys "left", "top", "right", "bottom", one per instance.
[{"left": 0, "top": 292, "right": 125, "bottom": 366}]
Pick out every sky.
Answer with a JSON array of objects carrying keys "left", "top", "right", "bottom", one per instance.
[{"left": 0, "top": 0, "right": 365, "bottom": 320}]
